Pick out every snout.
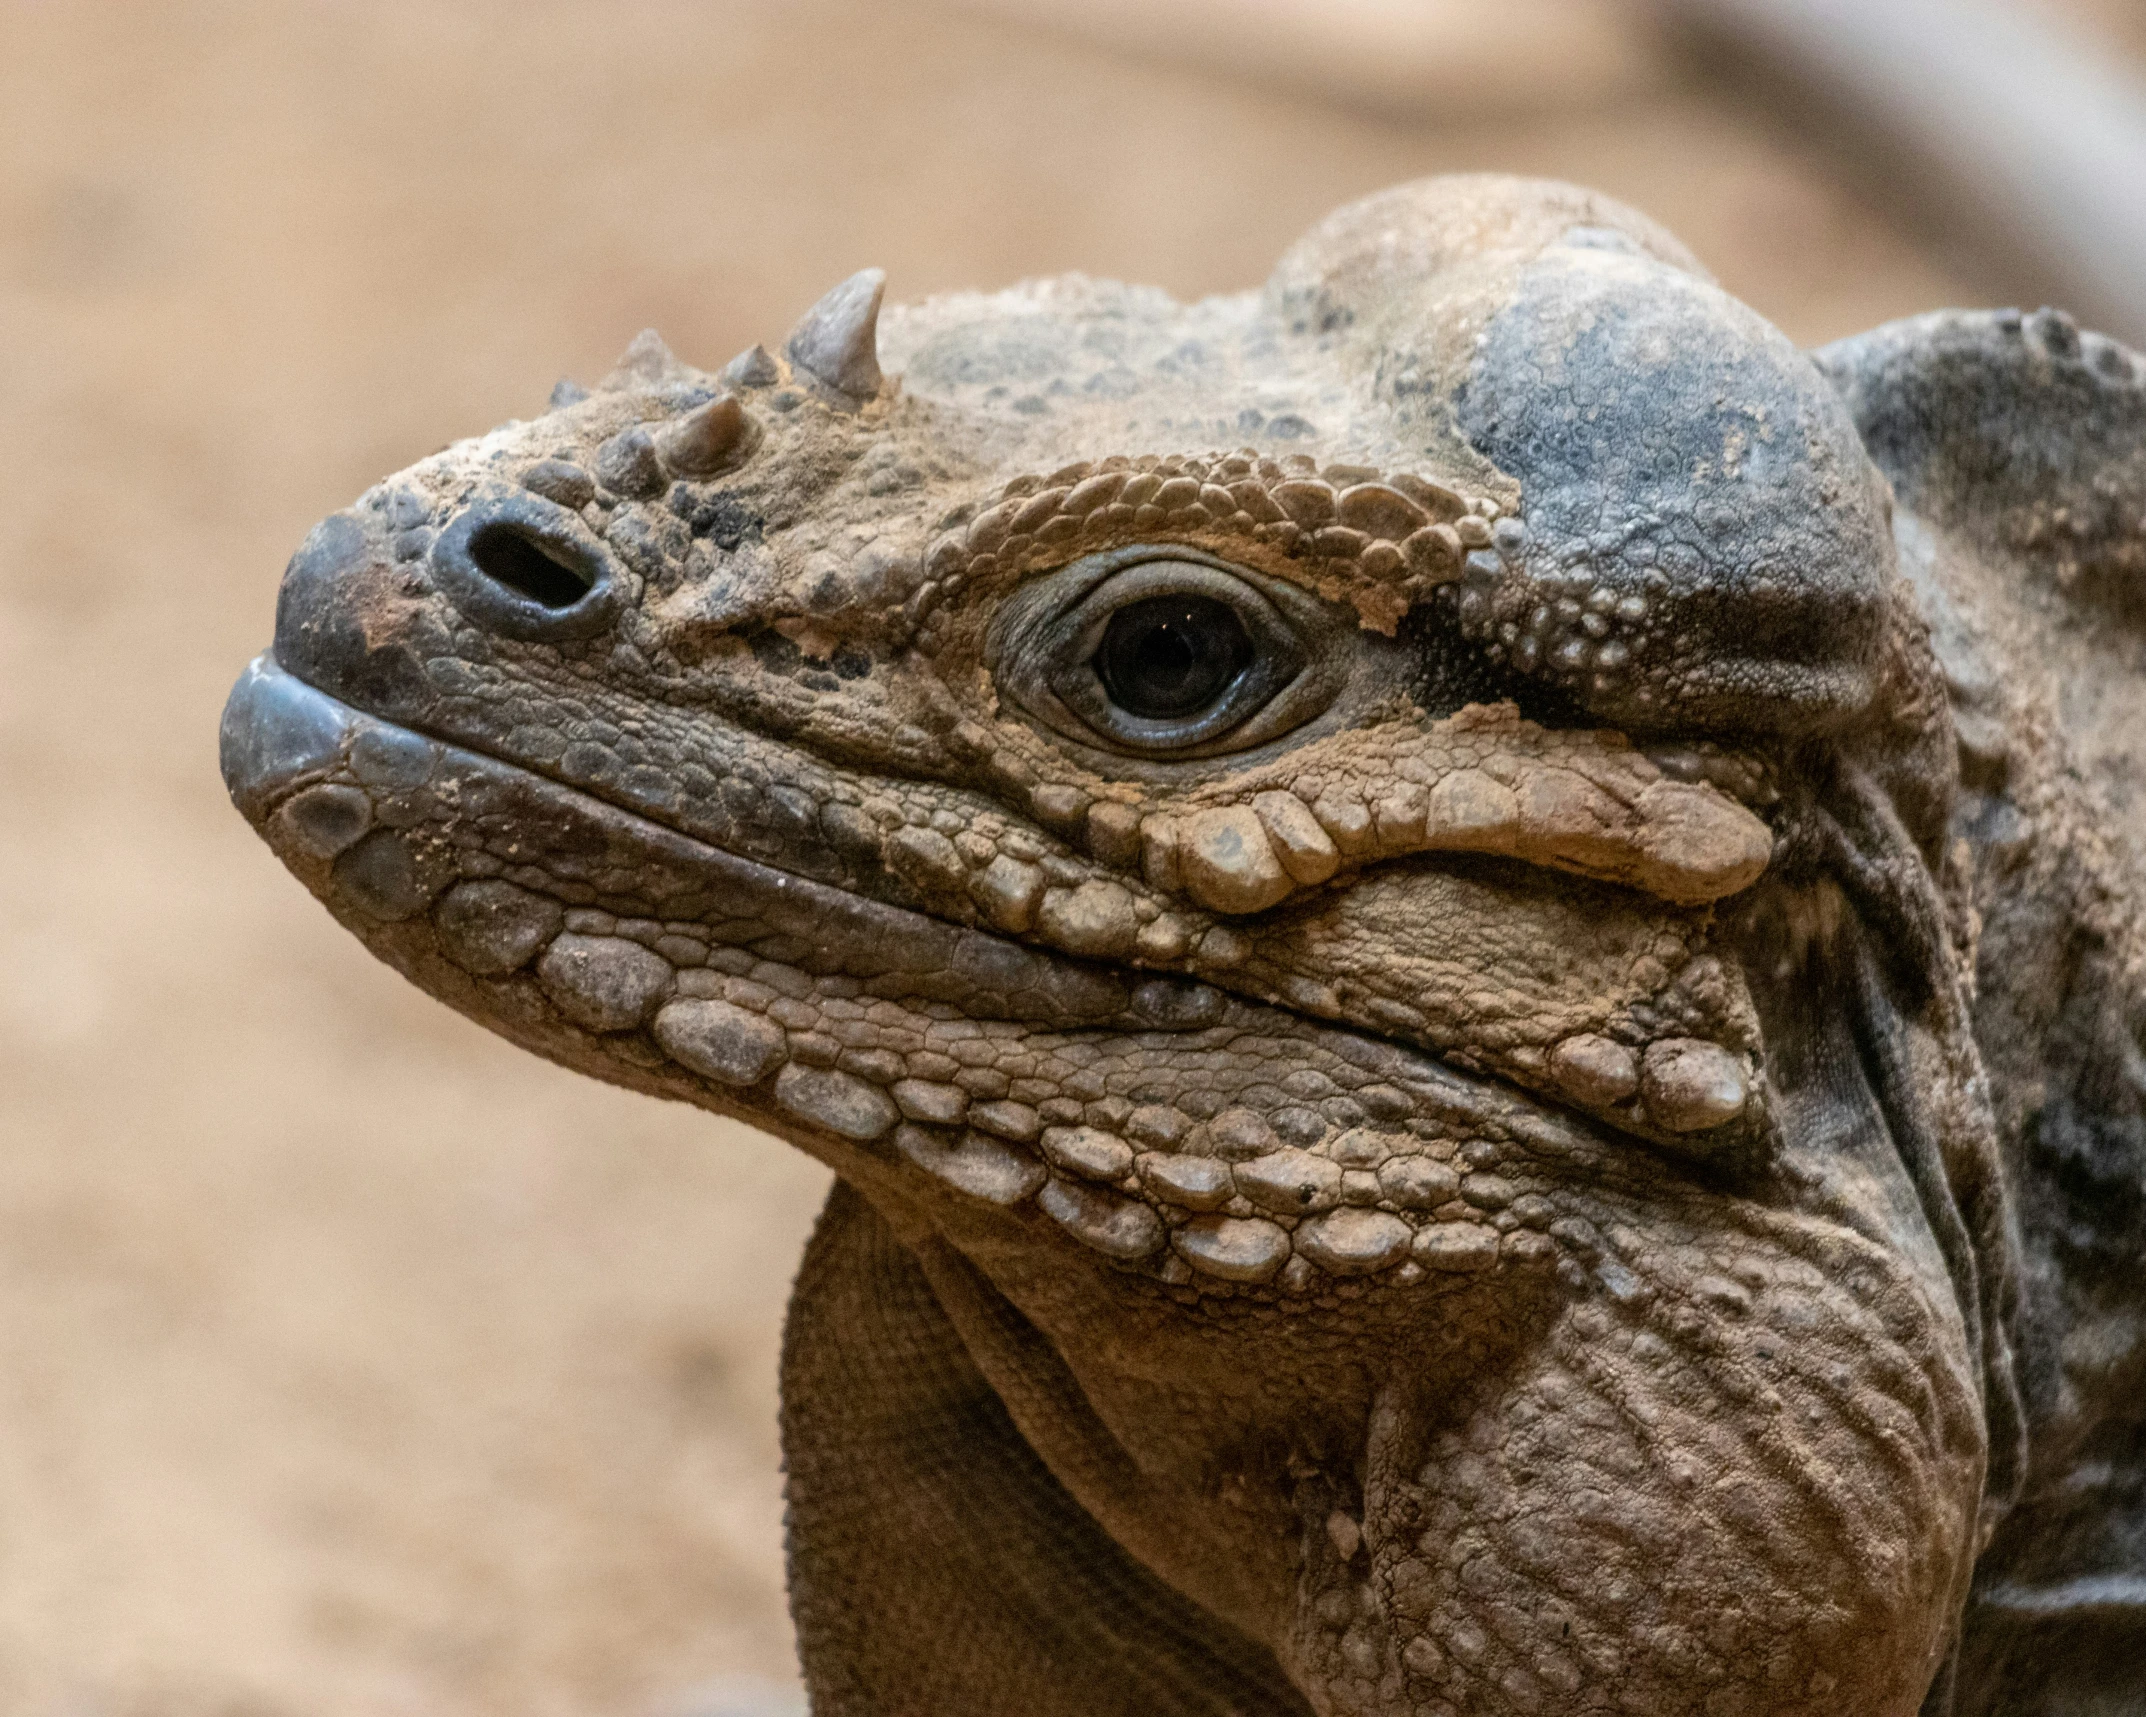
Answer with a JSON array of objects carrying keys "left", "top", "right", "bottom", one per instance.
[
  {"left": 218, "top": 652, "right": 360, "bottom": 823},
  {"left": 268, "top": 486, "right": 627, "bottom": 735}
]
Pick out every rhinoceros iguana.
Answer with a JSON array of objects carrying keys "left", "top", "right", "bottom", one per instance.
[{"left": 218, "top": 176, "right": 2146, "bottom": 1716}]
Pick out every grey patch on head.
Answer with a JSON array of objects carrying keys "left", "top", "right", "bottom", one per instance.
[
  {"left": 435, "top": 879, "right": 563, "bottom": 977},
  {"left": 905, "top": 313, "right": 1083, "bottom": 392},
  {"left": 1819, "top": 307, "right": 2146, "bottom": 636},
  {"left": 331, "top": 829, "right": 429, "bottom": 922},
  {"left": 1456, "top": 250, "right": 1893, "bottom": 734}
]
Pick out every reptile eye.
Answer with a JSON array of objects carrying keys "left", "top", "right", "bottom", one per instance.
[
  {"left": 990, "top": 547, "right": 1350, "bottom": 758},
  {"left": 1093, "top": 595, "right": 1255, "bottom": 720}
]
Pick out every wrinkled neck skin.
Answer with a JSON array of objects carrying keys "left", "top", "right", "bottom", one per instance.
[{"left": 223, "top": 178, "right": 2021, "bottom": 1715}]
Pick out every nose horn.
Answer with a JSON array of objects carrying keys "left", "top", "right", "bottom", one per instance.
[{"left": 786, "top": 268, "right": 886, "bottom": 402}]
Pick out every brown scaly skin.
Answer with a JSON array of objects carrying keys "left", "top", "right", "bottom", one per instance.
[{"left": 218, "top": 177, "right": 2146, "bottom": 1714}]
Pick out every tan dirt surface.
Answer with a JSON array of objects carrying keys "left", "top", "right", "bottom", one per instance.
[{"left": 0, "top": 2, "right": 2124, "bottom": 1712}]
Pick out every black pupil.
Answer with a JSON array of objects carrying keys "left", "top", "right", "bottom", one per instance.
[{"left": 1093, "top": 595, "right": 1255, "bottom": 720}]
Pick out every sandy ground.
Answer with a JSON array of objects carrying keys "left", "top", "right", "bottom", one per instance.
[{"left": 0, "top": 2, "right": 2126, "bottom": 1712}]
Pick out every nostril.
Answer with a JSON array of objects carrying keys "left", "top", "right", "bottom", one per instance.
[
  {"left": 467, "top": 522, "right": 596, "bottom": 608},
  {"left": 431, "top": 492, "right": 622, "bottom": 641}
]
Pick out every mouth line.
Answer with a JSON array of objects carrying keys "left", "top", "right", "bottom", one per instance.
[
  {"left": 222, "top": 651, "right": 1655, "bottom": 1182},
  {"left": 224, "top": 651, "right": 1187, "bottom": 1031}
]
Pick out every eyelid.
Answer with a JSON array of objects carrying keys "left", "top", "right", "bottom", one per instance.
[{"left": 986, "top": 545, "right": 1356, "bottom": 760}]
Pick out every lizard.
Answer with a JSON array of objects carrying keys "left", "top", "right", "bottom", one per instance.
[{"left": 217, "top": 176, "right": 2146, "bottom": 1715}]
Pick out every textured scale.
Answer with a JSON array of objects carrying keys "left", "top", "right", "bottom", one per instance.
[{"left": 220, "top": 177, "right": 2146, "bottom": 1715}]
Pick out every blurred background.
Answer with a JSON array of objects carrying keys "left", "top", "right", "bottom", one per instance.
[{"left": 1, "top": 2, "right": 2141, "bottom": 1713}]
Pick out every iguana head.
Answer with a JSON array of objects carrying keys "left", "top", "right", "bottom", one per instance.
[{"left": 221, "top": 177, "right": 2008, "bottom": 1714}]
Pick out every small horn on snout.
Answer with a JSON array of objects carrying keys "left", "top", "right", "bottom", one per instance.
[
  {"left": 600, "top": 327, "right": 690, "bottom": 391},
  {"left": 654, "top": 393, "right": 758, "bottom": 478},
  {"left": 785, "top": 268, "right": 886, "bottom": 401}
]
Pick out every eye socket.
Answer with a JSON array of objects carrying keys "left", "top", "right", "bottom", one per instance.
[
  {"left": 1093, "top": 595, "right": 1255, "bottom": 720},
  {"left": 989, "top": 547, "right": 1350, "bottom": 758}
]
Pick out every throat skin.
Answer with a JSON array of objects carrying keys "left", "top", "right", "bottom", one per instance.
[{"left": 222, "top": 175, "right": 2146, "bottom": 1715}]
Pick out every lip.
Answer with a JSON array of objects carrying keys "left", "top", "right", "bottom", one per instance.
[
  {"left": 218, "top": 650, "right": 1627, "bottom": 1169},
  {"left": 223, "top": 652, "right": 1183, "bottom": 1028}
]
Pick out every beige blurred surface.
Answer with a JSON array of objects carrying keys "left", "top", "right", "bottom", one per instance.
[{"left": 0, "top": 2, "right": 2118, "bottom": 1712}]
